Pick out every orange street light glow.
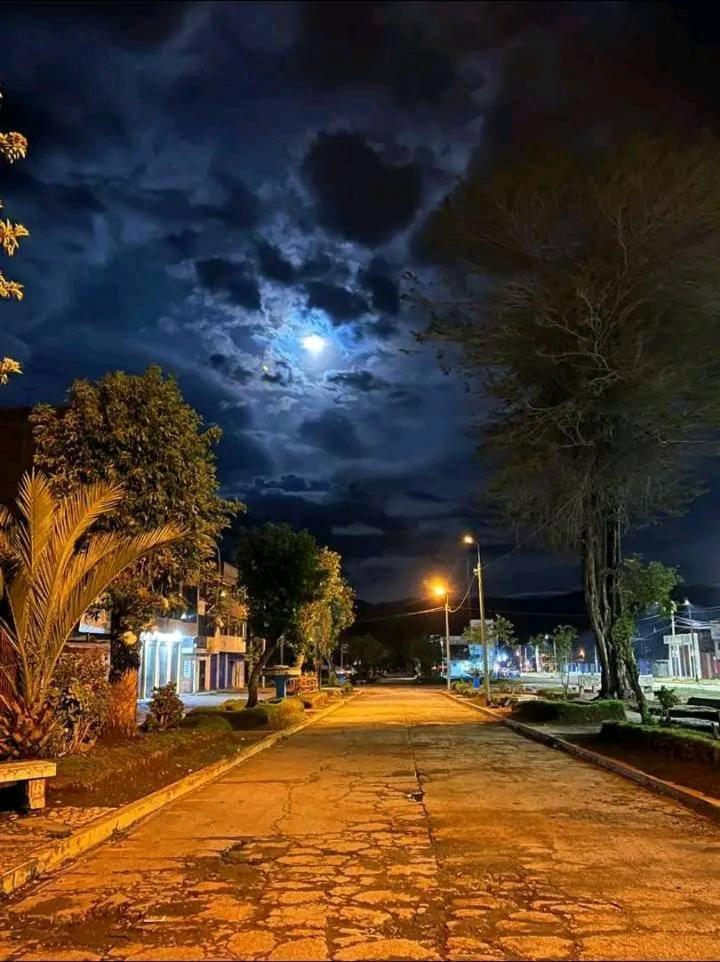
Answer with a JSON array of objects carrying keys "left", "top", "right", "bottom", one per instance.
[{"left": 431, "top": 582, "right": 448, "bottom": 598}]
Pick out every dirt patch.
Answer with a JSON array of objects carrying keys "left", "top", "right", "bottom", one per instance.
[{"left": 570, "top": 734, "right": 720, "bottom": 799}]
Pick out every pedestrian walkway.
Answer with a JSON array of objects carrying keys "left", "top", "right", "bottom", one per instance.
[{"left": 1, "top": 687, "right": 720, "bottom": 960}]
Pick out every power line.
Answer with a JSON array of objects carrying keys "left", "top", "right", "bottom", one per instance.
[
  {"left": 353, "top": 605, "right": 444, "bottom": 624},
  {"left": 481, "top": 496, "right": 578, "bottom": 573}
]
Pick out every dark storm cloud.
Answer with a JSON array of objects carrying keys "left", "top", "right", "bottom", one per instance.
[
  {"left": 204, "top": 177, "right": 261, "bottom": 230},
  {"left": 207, "top": 353, "right": 254, "bottom": 386},
  {"left": 327, "top": 371, "right": 388, "bottom": 393},
  {"left": 304, "top": 281, "right": 368, "bottom": 323},
  {"left": 293, "top": 1, "right": 455, "bottom": 104},
  {"left": 250, "top": 475, "right": 329, "bottom": 494},
  {"left": 359, "top": 258, "right": 400, "bottom": 315},
  {"left": 255, "top": 240, "right": 296, "bottom": 284},
  {"left": 261, "top": 360, "right": 293, "bottom": 386},
  {"left": 303, "top": 132, "right": 423, "bottom": 245},
  {"left": 298, "top": 253, "right": 336, "bottom": 279},
  {"left": 368, "top": 318, "right": 400, "bottom": 341},
  {"left": 218, "top": 433, "right": 275, "bottom": 486},
  {"left": 300, "top": 410, "right": 364, "bottom": 459},
  {"left": 6, "top": 1, "right": 193, "bottom": 45},
  {"left": 408, "top": 490, "right": 447, "bottom": 503},
  {"left": 195, "top": 258, "right": 260, "bottom": 310}
]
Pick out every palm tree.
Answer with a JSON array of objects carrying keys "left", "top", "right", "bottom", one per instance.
[{"left": 0, "top": 471, "right": 184, "bottom": 759}]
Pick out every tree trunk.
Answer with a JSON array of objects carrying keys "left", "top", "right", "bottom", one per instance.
[
  {"left": 582, "top": 509, "right": 647, "bottom": 714},
  {"left": 107, "top": 609, "right": 141, "bottom": 735},
  {"left": 246, "top": 639, "right": 278, "bottom": 709},
  {"left": 581, "top": 510, "right": 623, "bottom": 698},
  {"left": 107, "top": 670, "right": 139, "bottom": 736}
]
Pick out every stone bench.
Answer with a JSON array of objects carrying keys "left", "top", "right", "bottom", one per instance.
[{"left": 0, "top": 759, "right": 56, "bottom": 810}]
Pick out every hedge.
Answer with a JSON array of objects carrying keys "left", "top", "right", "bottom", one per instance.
[
  {"left": 600, "top": 720, "right": 720, "bottom": 765},
  {"left": 513, "top": 699, "right": 626, "bottom": 724},
  {"left": 183, "top": 698, "right": 305, "bottom": 732}
]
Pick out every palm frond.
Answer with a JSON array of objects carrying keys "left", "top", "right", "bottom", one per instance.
[
  {"left": 41, "top": 525, "right": 184, "bottom": 697},
  {"left": 1, "top": 469, "right": 185, "bottom": 711}
]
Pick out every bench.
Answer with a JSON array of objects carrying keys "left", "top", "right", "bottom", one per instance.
[{"left": 0, "top": 760, "right": 56, "bottom": 810}]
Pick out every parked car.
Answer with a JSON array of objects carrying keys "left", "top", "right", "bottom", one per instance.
[{"left": 497, "top": 665, "right": 520, "bottom": 679}]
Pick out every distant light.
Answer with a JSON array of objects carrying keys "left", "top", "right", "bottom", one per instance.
[
  {"left": 302, "top": 334, "right": 325, "bottom": 355},
  {"left": 462, "top": 534, "right": 474, "bottom": 545}
]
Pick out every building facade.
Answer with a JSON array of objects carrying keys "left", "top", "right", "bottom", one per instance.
[{"left": 137, "top": 562, "right": 247, "bottom": 699}]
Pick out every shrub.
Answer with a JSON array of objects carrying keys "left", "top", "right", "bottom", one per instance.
[
  {"left": 342, "top": 681, "right": 354, "bottom": 694},
  {"left": 513, "top": 699, "right": 626, "bottom": 724},
  {"left": 179, "top": 712, "right": 233, "bottom": 732},
  {"left": 48, "top": 651, "right": 112, "bottom": 754},
  {"left": 538, "top": 687, "right": 580, "bottom": 701},
  {"left": 656, "top": 685, "right": 681, "bottom": 723},
  {"left": 143, "top": 683, "right": 184, "bottom": 732},
  {"left": 600, "top": 720, "right": 720, "bottom": 765},
  {"left": 300, "top": 691, "right": 326, "bottom": 709},
  {"left": 263, "top": 698, "right": 305, "bottom": 731},
  {"left": 221, "top": 699, "right": 247, "bottom": 712},
  {"left": 452, "top": 681, "right": 472, "bottom": 696}
]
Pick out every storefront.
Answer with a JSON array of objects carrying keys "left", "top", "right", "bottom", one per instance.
[{"left": 138, "top": 620, "right": 247, "bottom": 698}]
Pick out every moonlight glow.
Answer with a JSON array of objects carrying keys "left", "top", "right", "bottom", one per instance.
[{"left": 301, "top": 334, "right": 326, "bottom": 355}]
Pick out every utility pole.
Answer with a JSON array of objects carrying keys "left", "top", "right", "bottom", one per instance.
[
  {"left": 463, "top": 535, "right": 490, "bottom": 706},
  {"left": 478, "top": 560, "right": 490, "bottom": 705},
  {"left": 444, "top": 592, "right": 451, "bottom": 692}
]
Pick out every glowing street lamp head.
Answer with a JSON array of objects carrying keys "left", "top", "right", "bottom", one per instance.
[
  {"left": 302, "top": 334, "right": 326, "bottom": 355},
  {"left": 431, "top": 582, "right": 448, "bottom": 598},
  {"left": 462, "top": 534, "right": 474, "bottom": 545}
]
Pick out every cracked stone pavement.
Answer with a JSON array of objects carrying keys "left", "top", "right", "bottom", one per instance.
[{"left": 1, "top": 686, "right": 720, "bottom": 961}]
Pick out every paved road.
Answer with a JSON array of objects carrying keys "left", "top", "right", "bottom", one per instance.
[{"left": 2, "top": 688, "right": 720, "bottom": 961}]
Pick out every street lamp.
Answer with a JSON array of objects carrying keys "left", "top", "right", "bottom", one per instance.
[
  {"left": 462, "top": 535, "right": 490, "bottom": 706},
  {"left": 431, "top": 581, "right": 451, "bottom": 691}
]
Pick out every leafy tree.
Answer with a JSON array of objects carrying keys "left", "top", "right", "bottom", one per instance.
[
  {"left": 528, "top": 633, "right": 549, "bottom": 670},
  {"left": 491, "top": 615, "right": 516, "bottom": 647},
  {"left": 404, "top": 635, "right": 441, "bottom": 679},
  {"left": 423, "top": 137, "right": 720, "bottom": 703},
  {"left": 345, "top": 633, "right": 387, "bottom": 680},
  {"left": 0, "top": 88, "right": 29, "bottom": 382},
  {"left": 236, "top": 523, "right": 324, "bottom": 708},
  {"left": 0, "top": 472, "right": 182, "bottom": 759},
  {"left": 552, "top": 625, "right": 578, "bottom": 698},
  {"left": 30, "top": 367, "right": 237, "bottom": 730},
  {"left": 296, "top": 547, "right": 355, "bottom": 672},
  {"left": 462, "top": 624, "right": 495, "bottom": 675},
  {"left": 613, "top": 558, "right": 682, "bottom": 720}
]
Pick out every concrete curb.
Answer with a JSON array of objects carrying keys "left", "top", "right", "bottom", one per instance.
[
  {"left": 444, "top": 691, "right": 720, "bottom": 825},
  {"left": 1, "top": 693, "right": 356, "bottom": 899}
]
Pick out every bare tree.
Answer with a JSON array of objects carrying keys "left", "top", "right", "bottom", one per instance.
[{"left": 423, "top": 137, "right": 720, "bottom": 702}]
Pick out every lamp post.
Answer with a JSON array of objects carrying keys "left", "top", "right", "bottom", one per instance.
[
  {"left": 432, "top": 582, "right": 451, "bottom": 691},
  {"left": 463, "top": 535, "right": 490, "bottom": 706}
]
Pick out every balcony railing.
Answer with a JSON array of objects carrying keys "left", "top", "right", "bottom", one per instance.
[{"left": 199, "top": 634, "right": 246, "bottom": 654}]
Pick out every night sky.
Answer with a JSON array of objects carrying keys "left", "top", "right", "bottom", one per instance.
[{"left": 2, "top": 1, "right": 720, "bottom": 602}]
